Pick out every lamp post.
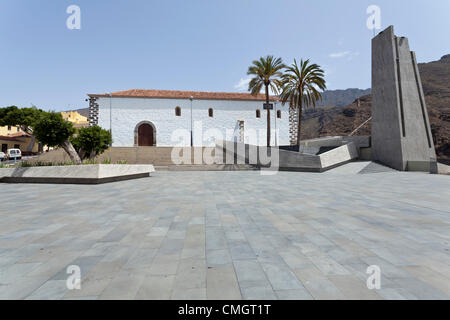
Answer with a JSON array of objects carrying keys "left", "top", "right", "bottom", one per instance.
[
  {"left": 274, "top": 100, "right": 278, "bottom": 147},
  {"left": 108, "top": 93, "right": 112, "bottom": 146},
  {"left": 189, "top": 96, "right": 193, "bottom": 147}
]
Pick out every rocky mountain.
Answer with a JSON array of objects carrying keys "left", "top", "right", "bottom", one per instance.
[
  {"left": 72, "top": 108, "right": 89, "bottom": 118},
  {"left": 317, "top": 88, "right": 371, "bottom": 107},
  {"left": 301, "top": 54, "right": 450, "bottom": 164}
]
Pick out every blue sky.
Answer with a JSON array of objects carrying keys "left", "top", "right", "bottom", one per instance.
[{"left": 0, "top": 0, "right": 449, "bottom": 111}]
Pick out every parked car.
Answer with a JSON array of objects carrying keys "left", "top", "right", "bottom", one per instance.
[
  {"left": 0, "top": 152, "right": 5, "bottom": 161},
  {"left": 7, "top": 149, "right": 22, "bottom": 160}
]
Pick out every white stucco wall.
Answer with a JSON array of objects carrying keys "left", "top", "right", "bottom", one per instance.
[{"left": 96, "top": 97, "right": 290, "bottom": 147}]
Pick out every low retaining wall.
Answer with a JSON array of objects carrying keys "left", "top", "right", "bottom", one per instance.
[
  {"left": 215, "top": 140, "right": 359, "bottom": 172},
  {"left": 301, "top": 136, "right": 370, "bottom": 149},
  {"left": 32, "top": 147, "right": 216, "bottom": 165},
  {"left": 0, "top": 164, "right": 155, "bottom": 184}
]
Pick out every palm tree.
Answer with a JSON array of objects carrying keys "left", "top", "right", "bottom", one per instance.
[
  {"left": 280, "top": 59, "right": 326, "bottom": 146},
  {"left": 247, "top": 56, "right": 285, "bottom": 146}
]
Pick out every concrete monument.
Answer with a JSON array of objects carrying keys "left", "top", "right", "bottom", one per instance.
[{"left": 372, "top": 26, "right": 437, "bottom": 173}]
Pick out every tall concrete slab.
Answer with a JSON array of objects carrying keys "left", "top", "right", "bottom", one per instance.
[{"left": 372, "top": 26, "right": 437, "bottom": 173}]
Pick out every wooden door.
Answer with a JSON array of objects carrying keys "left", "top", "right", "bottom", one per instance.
[{"left": 138, "top": 123, "right": 154, "bottom": 146}]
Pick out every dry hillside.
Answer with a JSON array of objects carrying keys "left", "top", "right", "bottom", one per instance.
[{"left": 301, "top": 54, "right": 450, "bottom": 163}]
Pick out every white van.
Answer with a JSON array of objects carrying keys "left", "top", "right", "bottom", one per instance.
[{"left": 7, "top": 149, "right": 22, "bottom": 160}]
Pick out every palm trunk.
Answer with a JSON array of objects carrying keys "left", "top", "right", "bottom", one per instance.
[
  {"left": 265, "top": 84, "right": 271, "bottom": 147},
  {"left": 61, "top": 140, "right": 82, "bottom": 164},
  {"left": 296, "top": 101, "right": 303, "bottom": 146}
]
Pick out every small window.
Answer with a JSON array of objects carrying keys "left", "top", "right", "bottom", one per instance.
[
  {"left": 175, "top": 106, "right": 181, "bottom": 117},
  {"left": 17, "top": 127, "right": 20, "bottom": 132},
  {"left": 208, "top": 108, "right": 213, "bottom": 117},
  {"left": 7, "top": 125, "right": 11, "bottom": 131},
  {"left": 277, "top": 110, "right": 281, "bottom": 119},
  {"left": 256, "top": 109, "right": 261, "bottom": 118}
]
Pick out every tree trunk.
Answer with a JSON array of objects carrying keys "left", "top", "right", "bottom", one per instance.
[
  {"left": 78, "top": 149, "right": 86, "bottom": 160},
  {"left": 89, "top": 150, "right": 97, "bottom": 160},
  {"left": 265, "top": 84, "right": 271, "bottom": 147},
  {"left": 61, "top": 140, "right": 82, "bottom": 164},
  {"left": 20, "top": 126, "right": 36, "bottom": 153},
  {"left": 296, "top": 101, "right": 303, "bottom": 146},
  {"left": 26, "top": 136, "right": 36, "bottom": 153}
]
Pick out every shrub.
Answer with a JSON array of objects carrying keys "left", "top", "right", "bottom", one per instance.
[{"left": 71, "top": 126, "right": 112, "bottom": 160}]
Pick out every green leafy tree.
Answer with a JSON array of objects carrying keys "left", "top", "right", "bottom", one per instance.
[
  {"left": 279, "top": 59, "right": 326, "bottom": 145},
  {"left": 31, "top": 112, "right": 81, "bottom": 164},
  {"left": 0, "top": 107, "right": 82, "bottom": 164},
  {"left": 247, "top": 55, "right": 285, "bottom": 146},
  {"left": 71, "top": 126, "right": 112, "bottom": 160},
  {"left": 0, "top": 106, "right": 43, "bottom": 152}
]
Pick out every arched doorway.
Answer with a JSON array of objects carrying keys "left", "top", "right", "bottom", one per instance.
[{"left": 135, "top": 121, "right": 156, "bottom": 146}]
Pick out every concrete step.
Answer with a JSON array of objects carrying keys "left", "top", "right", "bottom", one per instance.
[
  {"left": 324, "top": 161, "right": 397, "bottom": 174},
  {"left": 154, "top": 164, "right": 258, "bottom": 171}
]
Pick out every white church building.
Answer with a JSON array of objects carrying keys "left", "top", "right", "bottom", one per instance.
[{"left": 87, "top": 89, "right": 293, "bottom": 147}]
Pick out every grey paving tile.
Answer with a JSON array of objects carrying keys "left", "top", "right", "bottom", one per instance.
[
  {"left": 389, "top": 277, "right": 449, "bottom": 300},
  {"left": 229, "top": 243, "right": 256, "bottom": 260},
  {"left": 207, "top": 249, "right": 232, "bottom": 267},
  {"left": 1, "top": 170, "right": 449, "bottom": 300},
  {"left": 64, "top": 277, "right": 112, "bottom": 298},
  {"left": 123, "top": 248, "right": 158, "bottom": 270},
  {"left": 307, "top": 255, "right": 351, "bottom": 276},
  {"left": 63, "top": 295, "right": 98, "bottom": 300},
  {"left": 275, "top": 289, "right": 314, "bottom": 300},
  {"left": 181, "top": 246, "right": 205, "bottom": 260},
  {"left": 241, "top": 285, "right": 277, "bottom": 300},
  {"left": 260, "top": 262, "right": 304, "bottom": 291},
  {"left": 206, "top": 228, "right": 227, "bottom": 251},
  {"left": 206, "top": 266, "right": 241, "bottom": 300},
  {"left": 135, "top": 275, "right": 175, "bottom": 300},
  {"left": 174, "top": 258, "right": 206, "bottom": 290},
  {"left": 148, "top": 254, "right": 180, "bottom": 275},
  {"left": 52, "top": 255, "right": 103, "bottom": 280},
  {"left": 302, "top": 278, "right": 346, "bottom": 300},
  {"left": 0, "top": 276, "right": 49, "bottom": 300},
  {"left": 0, "top": 263, "right": 42, "bottom": 285},
  {"left": 328, "top": 275, "right": 382, "bottom": 300},
  {"left": 233, "top": 260, "right": 270, "bottom": 288},
  {"left": 99, "top": 270, "right": 145, "bottom": 300},
  {"left": 172, "top": 288, "right": 207, "bottom": 300},
  {"left": 26, "top": 280, "right": 68, "bottom": 300},
  {"left": 158, "top": 239, "right": 185, "bottom": 256}
]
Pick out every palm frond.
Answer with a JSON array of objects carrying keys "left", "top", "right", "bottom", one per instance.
[{"left": 279, "top": 58, "right": 327, "bottom": 110}]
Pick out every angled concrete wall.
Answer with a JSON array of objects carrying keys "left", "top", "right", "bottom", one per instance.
[
  {"left": 215, "top": 140, "right": 358, "bottom": 172},
  {"left": 372, "top": 26, "right": 437, "bottom": 173}
]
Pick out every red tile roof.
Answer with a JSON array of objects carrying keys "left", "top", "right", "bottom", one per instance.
[
  {"left": 8, "top": 132, "right": 30, "bottom": 138},
  {"left": 0, "top": 135, "right": 21, "bottom": 142},
  {"left": 88, "top": 89, "right": 278, "bottom": 101}
]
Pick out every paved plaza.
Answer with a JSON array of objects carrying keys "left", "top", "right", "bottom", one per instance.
[{"left": 0, "top": 168, "right": 449, "bottom": 300}]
